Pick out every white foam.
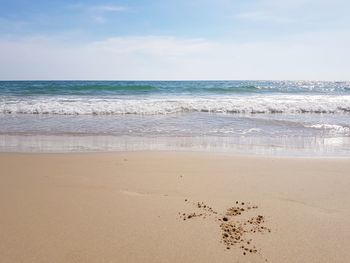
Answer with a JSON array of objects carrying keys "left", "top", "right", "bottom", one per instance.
[
  {"left": 305, "top": 124, "right": 350, "bottom": 134},
  {"left": 1, "top": 95, "right": 350, "bottom": 115},
  {"left": 242, "top": 128, "right": 263, "bottom": 134}
]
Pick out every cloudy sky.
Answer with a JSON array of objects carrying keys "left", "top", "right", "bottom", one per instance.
[{"left": 0, "top": 0, "right": 349, "bottom": 80}]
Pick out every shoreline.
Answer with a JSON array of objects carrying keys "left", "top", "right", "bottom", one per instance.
[
  {"left": 1, "top": 152, "right": 350, "bottom": 262},
  {"left": 1, "top": 133, "right": 349, "bottom": 157},
  {"left": 1, "top": 150, "right": 350, "bottom": 159}
]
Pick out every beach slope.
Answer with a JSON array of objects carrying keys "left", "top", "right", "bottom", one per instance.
[{"left": 0, "top": 152, "right": 349, "bottom": 263}]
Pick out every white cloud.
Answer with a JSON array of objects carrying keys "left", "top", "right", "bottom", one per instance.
[
  {"left": 69, "top": 3, "right": 127, "bottom": 13},
  {"left": 0, "top": 17, "right": 29, "bottom": 31},
  {"left": 233, "top": 0, "right": 349, "bottom": 26},
  {"left": 0, "top": 33, "right": 349, "bottom": 80},
  {"left": 90, "top": 5, "right": 127, "bottom": 12},
  {"left": 92, "top": 15, "right": 107, "bottom": 24},
  {"left": 67, "top": 3, "right": 127, "bottom": 24},
  {"left": 235, "top": 11, "right": 295, "bottom": 23},
  {"left": 90, "top": 36, "right": 214, "bottom": 56}
]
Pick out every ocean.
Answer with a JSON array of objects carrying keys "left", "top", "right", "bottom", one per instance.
[{"left": 0, "top": 80, "right": 349, "bottom": 155}]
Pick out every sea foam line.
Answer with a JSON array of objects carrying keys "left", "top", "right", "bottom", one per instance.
[
  {"left": 305, "top": 124, "right": 350, "bottom": 134},
  {"left": 1, "top": 95, "right": 350, "bottom": 115}
]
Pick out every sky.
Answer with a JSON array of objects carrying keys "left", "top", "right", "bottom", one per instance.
[{"left": 0, "top": 0, "right": 349, "bottom": 80}]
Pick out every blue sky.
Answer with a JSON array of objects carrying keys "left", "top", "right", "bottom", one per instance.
[{"left": 0, "top": 0, "right": 349, "bottom": 80}]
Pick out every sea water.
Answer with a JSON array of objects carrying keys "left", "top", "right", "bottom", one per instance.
[{"left": 0, "top": 80, "right": 349, "bottom": 155}]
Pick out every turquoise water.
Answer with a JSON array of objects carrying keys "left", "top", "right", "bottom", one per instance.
[
  {"left": 0, "top": 81, "right": 349, "bottom": 155},
  {"left": 1, "top": 80, "right": 350, "bottom": 96}
]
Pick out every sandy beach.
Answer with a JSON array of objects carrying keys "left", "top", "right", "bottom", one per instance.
[{"left": 0, "top": 152, "right": 349, "bottom": 263}]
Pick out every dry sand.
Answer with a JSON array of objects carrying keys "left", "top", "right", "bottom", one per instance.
[{"left": 0, "top": 152, "right": 349, "bottom": 263}]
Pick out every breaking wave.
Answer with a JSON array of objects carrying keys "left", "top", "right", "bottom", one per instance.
[
  {"left": 305, "top": 124, "right": 350, "bottom": 135},
  {"left": 1, "top": 95, "right": 350, "bottom": 115}
]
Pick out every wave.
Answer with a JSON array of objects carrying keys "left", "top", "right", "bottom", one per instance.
[
  {"left": 69, "top": 85, "right": 158, "bottom": 92},
  {"left": 1, "top": 95, "right": 350, "bottom": 115},
  {"left": 4, "top": 85, "right": 159, "bottom": 96},
  {"left": 2, "top": 84, "right": 261, "bottom": 95},
  {"left": 2, "top": 80, "right": 350, "bottom": 96},
  {"left": 190, "top": 85, "right": 261, "bottom": 93},
  {"left": 305, "top": 124, "right": 350, "bottom": 134}
]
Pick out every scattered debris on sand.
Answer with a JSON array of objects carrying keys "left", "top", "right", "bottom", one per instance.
[{"left": 179, "top": 200, "right": 271, "bottom": 260}]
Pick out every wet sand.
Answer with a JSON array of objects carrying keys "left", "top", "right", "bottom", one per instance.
[{"left": 0, "top": 152, "right": 349, "bottom": 263}]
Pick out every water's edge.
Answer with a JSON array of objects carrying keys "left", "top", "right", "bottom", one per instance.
[{"left": 1, "top": 134, "right": 349, "bottom": 157}]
